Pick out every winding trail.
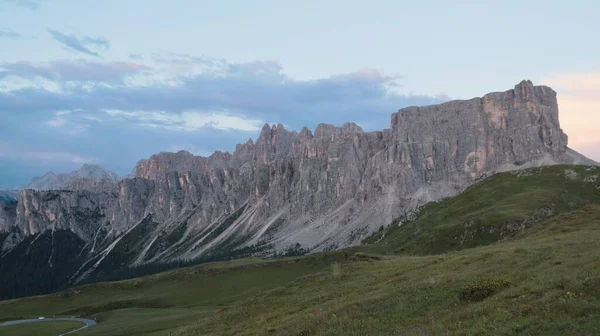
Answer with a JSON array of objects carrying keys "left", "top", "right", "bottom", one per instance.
[{"left": 0, "top": 317, "right": 97, "bottom": 335}]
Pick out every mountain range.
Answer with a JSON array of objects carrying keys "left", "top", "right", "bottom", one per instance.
[{"left": 0, "top": 80, "right": 597, "bottom": 299}]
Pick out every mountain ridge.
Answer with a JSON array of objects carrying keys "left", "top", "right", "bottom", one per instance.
[
  {"left": 0, "top": 80, "right": 597, "bottom": 294},
  {"left": 25, "top": 164, "right": 119, "bottom": 190}
]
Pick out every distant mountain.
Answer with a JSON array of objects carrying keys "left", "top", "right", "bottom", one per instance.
[
  {"left": 25, "top": 164, "right": 118, "bottom": 190},
  {"left": 0, "top": 190, "right": 18, "bottom": 203}
]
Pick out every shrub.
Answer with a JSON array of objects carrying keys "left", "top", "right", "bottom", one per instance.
[{"left": 459, "top": 277, "right": 511, "bottom": 302}]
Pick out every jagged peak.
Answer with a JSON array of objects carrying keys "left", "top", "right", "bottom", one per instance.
[
  {"left": 299, "top": 126, "right": 314, "bottom": 140},
  {"left": 314, "top": 123, "right": 339, "bottom": 138},
  {"left": 516, "top": 79, "right": 534, "bottom": 87},
  {"left": 175, "top": 150, "right": 193, "bottom": 156},
  {"left": 342, "top": 122, "right": 363, "bottom": 134},
  {"left": 79, "top": 163, "right": 104, "bottom": 170},
  {"left": 257, "top": 123, "right": 290, "bottom": 144},
  {"left": 275, "top": 123, "right": 286, "bottom": 132},
  {"left": 38, "top": 171, "right": 57, "bottom": 178},
  {"left": 210, "top": 150, "right": 232, "bottom": 159},
  {"left": 260, "top": 123, "right": 271, "bottom": 133},
  {"left": 257, "top": 123, "right": 274, "bottom": 143}
]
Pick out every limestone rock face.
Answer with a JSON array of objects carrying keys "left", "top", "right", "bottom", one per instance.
[{"left": 1, "top": 81, "right": 594, "bottom": 281}]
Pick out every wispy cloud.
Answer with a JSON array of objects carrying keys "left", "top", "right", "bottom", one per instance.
[
  {"left": 45, "top": 109, "right": 95, "bottom": 135},
  {"left": 128, "top": 53, "right": 145, "bottom": 60},
  {"left": 46, "top": 117, "right": 66, "bottom": 127},
  {"left": 82, "top": 36, "right": 110, "bottom": 51},
  {"left": 0, "top": 142, "right": 97, "bottom": 164},
  {"left": 0, "top": 59, "right": 149, "bottom": 83},
  {"left": 47, "top": 29, "right": 110, "bottom": 57},
  {"left": 24, "top": 151, "right": 96, "bottom": 164},
  {"left": 0, "top": 28, "right": 21, "bottom": 39},
  {"left": 104, "top": 110, "right": 264, "bottom": 132},
  {"left": 0, "top": 58, "right": 445, "bottom": 133},
  {"left": 169, "top": 144, "right": 212, "bottom": 157},
  {"left": 5, "top": 0, "right": 41, "bottom": 10},
  {"left": 0, "top": 56, "right": 448, "bottom": 185}
]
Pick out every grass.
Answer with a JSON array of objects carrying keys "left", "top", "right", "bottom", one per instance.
[
  {"left": 0, "top": 321, "right": 84, "bottom": 336},
  {"left": 0, "top": 255, "right": 345, "bottom": 335},
  {"left": 365, "top": 164, "right": 600, "bottom": 254},
  {"left": 173, "top": 205, "right": 600, "bottom": 335},
  {"left": 0, "top": 164, "right": 599, "bottom": 335}
]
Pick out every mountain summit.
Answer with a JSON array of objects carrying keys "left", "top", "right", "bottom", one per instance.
[{"left": 25, "top": 164, "right": 118, "bottom": 190}]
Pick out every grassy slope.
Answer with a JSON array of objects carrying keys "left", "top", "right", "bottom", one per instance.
[
  {"left": 0, "top": 256, "right": 347, "bottom": 336},
  {"left": 0, "top": 321, "right": 84, "bottom": 336},
  {"left": 0, "top": 165, "right": 599, "bottom": 335},
  {"left": 365, "top": 164, "right": 600, "bottom": 254},
  {"left": 177, "top": 205, "right": 600, "bottom": 335}
]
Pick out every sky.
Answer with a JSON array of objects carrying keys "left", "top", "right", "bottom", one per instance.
[{"left": 0, "top": 0, "right": 598, "bottom": 187}]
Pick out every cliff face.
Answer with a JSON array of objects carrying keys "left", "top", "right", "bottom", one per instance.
[{"left": 0, "top": 81, "right": 590, "bottom": 281}]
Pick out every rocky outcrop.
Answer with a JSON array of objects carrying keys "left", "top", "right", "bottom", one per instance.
[
  {"left": 1, "top": 80, "right": 594, "bottom": 282},
  {"left": 26, "top": 164, "right": 118, "bottom": 190}
]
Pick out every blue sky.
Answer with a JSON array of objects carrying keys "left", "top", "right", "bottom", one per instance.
[{"left": 1, "top": 0, "right": 599, "bottom": 187}]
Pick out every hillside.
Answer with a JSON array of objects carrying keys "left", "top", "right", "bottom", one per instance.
[
  {"left": 1, "top": 165, "right": 599, "bottom": 335},
  {"left": 365, "top": 164, "right": 600, "bottom": 254}
]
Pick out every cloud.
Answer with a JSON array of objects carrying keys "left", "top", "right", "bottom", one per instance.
[
  {"left": 46, "top": 117, "right": 66, "bottom": 127},
  {"left": 5, "top": 0, "right": 41, "bottom": 10},
  {"left": 104, "top": 110, "right": 264, "bottom": 132},
  {"left": 0, "top": 28, "right": 21, "bottom": 39},
  {"left": 541, "top": 72, "right": 600, "bottom": 162},
  {"left": 147, "top": 52, "right": 222, "bottom": 66},
  {"left": 82, "top": 36, "right": 110, "bottom": 50},
  {"left": 169, "top": 144, "right": 211, "bottom": 157},
  {"left": 0, "top": 142, "right": 96, "bottom": 164},
  {"left": 129, "top": 53, "right": 144, "bottom": 60},
  {"left": 0, "top": 58, "right": 443, "bottom": 127},
  {"left": 47, "top": 29, "right": 110, "bottom": 57},
  {"left": 44, "top": 109, "right": 96, "bottom": 136},
  {"left": 24, "top": 151, "right": 96, "bottom": 164},
  {"left": 0, "top": 56, "right": 447, "bottom": 185},
  {"left": 0, "top": 59, "right": 149, "bottom": 83}
]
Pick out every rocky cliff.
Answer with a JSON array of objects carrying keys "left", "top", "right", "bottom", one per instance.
[{"left": 0, "top": 80, "right": 594, "bottom": 283}]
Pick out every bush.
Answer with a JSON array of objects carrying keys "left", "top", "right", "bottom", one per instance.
[{"left": 459, "top": 277, "right": 511, "bottom": 302}]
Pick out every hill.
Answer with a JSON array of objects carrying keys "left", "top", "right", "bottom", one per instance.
[
  {"left": 365, "top": 164, "right": 600, "bottom": 254},
  {"left": 1, "top": 164, "right": 599, "bottom": 335}
]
